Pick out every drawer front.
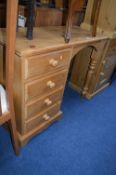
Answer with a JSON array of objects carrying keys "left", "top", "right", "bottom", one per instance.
[
  {"left": 25, "top": 49, "right": 71, "bottom": 79},
  {"left": 25, "top": 88, "right": 64, "bottom": 120},
  {"left": 25, "top": 103, "right": 61, "bottom": 132},
  {"left": 105, "top": 53, "right": 116, "bottom": 69},
  {"left": 25, "top": 69, "right": 67, "bottom": 102},
  {"left": 96, "top": 67, "right": 115, "bottom": 90},
  {"left": 108, "top": 39, "right": 116, "bottom": 54}
]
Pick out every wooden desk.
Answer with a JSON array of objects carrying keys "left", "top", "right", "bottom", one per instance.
[{"left": 0, "top": 26, "right": 109, "bottom": 145}]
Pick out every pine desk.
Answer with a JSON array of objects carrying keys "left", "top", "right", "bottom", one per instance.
[{"left": 0, "top": 26, "right": 108, "bottom": 146}]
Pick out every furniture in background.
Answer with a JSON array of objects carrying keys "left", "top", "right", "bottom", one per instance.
[
  {"left": 0, "top": 0, "right": 86, "bottom": 30},
  {"left": 81, "top": 0, "right": 116, "bottom": 37},
  {"left": 64, "top": 0, "right": 85, "bottom": 42},
  {"left": 0, "top": 0, "right": 19, "bottom": 155},
  {"left": 0, "top": 3, "right": 6, "bottom": 28},
  {"left": 64, "top": 0, "right": 102, "bottom": 42},
  {"left": 90, "top": 0, "right": 102, "bottom": 37},
  {"left": 69, "top": 0, "right": 116, "bottom": 98},
  {"left": 34, "top": 7, "right": 63, "bottom": 26},
  {"left": 19, "top": 0, "right": 87, "bottom": 39}
]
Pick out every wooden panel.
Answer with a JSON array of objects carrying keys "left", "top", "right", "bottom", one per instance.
[
  {"left": 81, "top": 0, "right": 116, "bottom": 37},
  {"left": 25, "top": 49, "right": 71, "bottom": 79},
  {"left": 105, "top": 53, "right": 116, "bottom": 69},
  {"left": 96, "top": 53, "right": 116, "bottom": 90},
  {"left": 25, "top": 69, "right": 68, "bottom": 102},
  {"left": 96, "top": 68, "right": 114, "bottom": 90},
  {"left": 14, "top": 54, "right": 24, "bottom": 133},
  {"left": 35, "top": 7, "right": 63, "bottom": 27},
  {"left": 94, "top": 39, "right": 116, "bottom": 93},
  {"left": 70, "top": 47, "right": 93, "bottom": 90},
  {"left": 25, "top": 88, "right": 64, "bottom": 120},
  {"left": 25, "top": 102, "right": 61, "bottom": 132},
  {"left": 107, "top": 39, "right": 116, "bottom": 55}
]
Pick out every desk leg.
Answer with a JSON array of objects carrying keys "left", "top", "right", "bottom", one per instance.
[{"left": 82, "top": 50, "right": 97, "bottom": 96}]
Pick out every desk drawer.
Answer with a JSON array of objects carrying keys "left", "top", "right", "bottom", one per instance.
[
  {"left": 25, "top": 49, "right": 71, "bottom": 79},
  {"left": 25, "top": 102, "right": 61, "bottom": 132},
  {"left": 105, "top": 53, "right": 116, "bottom": 69},
  {"left": 25, "top": 69, "right": 67, "bottom": 102},
  {"left": 96, "top": 67, "right": 115, "bottom": 90},
  {"left": 25, "top": 88, "right": 64, "bottom": 120},
  {"left": 108, "top": 39, "right": 116, "bottom": 55}
]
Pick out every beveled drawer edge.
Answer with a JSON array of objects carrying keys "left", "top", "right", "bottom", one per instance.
[
  {"left": 24, "top": 48, "right": 72, "bottom": 60},
  {"left": 20, "top": 47, "right": 72, "bottom": 58},
  {"left": 24, "top": 65, "right": 69, "bottom": 83},
  {"left": 25, "top": 68, "right": 68, "bottom": 87},
  {"left": 25, "top": 87, "right": 64, "bottom": 106},
  {"left": 25, "top": 101, "right": 61, "bottom": 124},
  {"left": 25, "top": 69, "right": 68, "bottom": 102}
]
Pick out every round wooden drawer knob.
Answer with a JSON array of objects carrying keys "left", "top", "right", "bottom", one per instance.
[
  {"left": 49, "top": 59, "right": 58, "bottom": 67},
  {"left": 100, "top": 72, "right": 105, "bottom": 76},
  {"left": 60, "top": 55, "right": 63, "bottom": 60},
  {"left": 102, "top": 60, "right": 106, "bottom": 65},
  {"left": 47, "top": 81, "right": 56, "bottom": 88},
  {"left": 44, "top": 98, "right": 52, "bottom": 106},
  {"left": 43, "top": 114, "right": 50, "bottom": 121}
]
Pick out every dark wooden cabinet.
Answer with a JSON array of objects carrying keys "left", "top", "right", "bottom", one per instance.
[
  {"left": 95, "top": 39, "right": 116, "bottom": 91},
  {"left": 69, "top": 39, "right": 116, "bottom": 99}
]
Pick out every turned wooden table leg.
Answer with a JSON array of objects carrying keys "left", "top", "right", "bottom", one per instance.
[
  {"left": 82, "top": 49, "right": 97, "bottom": 96},
  {"left": 64, "top": 0, "right": 75, "bottom": 43},
  {"left": 64, "top": 10, "right": 73, "bottom": 43},
  {"left": 64, "top": 0, "right": 85, "bottom": 43}
]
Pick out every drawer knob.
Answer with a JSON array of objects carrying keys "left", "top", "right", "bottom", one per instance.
[
  {"left": 102, "top": 60, "right": 106, "bottom": 65},
  {"left": 60, "top": 55, "right": 63, "bottom": 60},
  {"left": 47, "top": 81, "right": 56, "bottom": 88},
  {"left": 100, "top": 72, "right": 105, "bottom": 76},
  {"left": 43, "top": 114, "right": 50, "bottom": 121},
  {"left": 44, "top": 98, "right": 52, "bottom": 106},
  {"left": 49, "top": 59, "right": 58, "bottom": 67}
]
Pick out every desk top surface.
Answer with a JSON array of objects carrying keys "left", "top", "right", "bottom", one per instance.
[{"left": 0, "top": 26, "right": 108, "bottom": 56}]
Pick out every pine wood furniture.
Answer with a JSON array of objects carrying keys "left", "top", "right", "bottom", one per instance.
[
  {"left": 65, "top": 0, "right": 103, "bottom": 42},
  {"left": 65, "top": 0, "right": 85, "bottom": 43},
  {"left": 0, "top": 26, "right": 109, "bottom": 145},
  {"left": 0, "top": 0, "right": 19, "bottom": 155},
  {"left": 81, "top": 0, "right": 116, "bottom": 37},
  {"left": 70, "top": 0, "right": 116, "bottom": 98},
  {"left": 69, "top": 39, "right": 116, "bottom": 98}
]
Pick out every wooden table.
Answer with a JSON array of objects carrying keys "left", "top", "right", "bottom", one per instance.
[{"left": 0, "top": 26, "right": 109, "bottom": 146}]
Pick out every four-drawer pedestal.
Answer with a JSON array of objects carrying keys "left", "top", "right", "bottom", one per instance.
[{"left": 13, "top": 49, "right": 72, "bottom": 145}]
